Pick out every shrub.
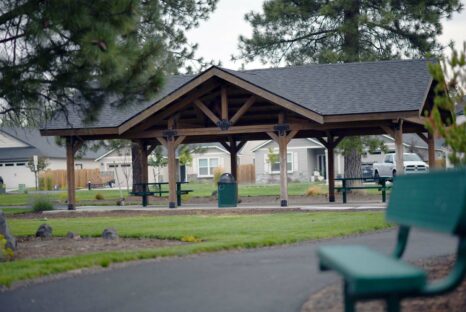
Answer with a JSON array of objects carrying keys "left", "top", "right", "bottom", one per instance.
[
  {"left": 95, "top": 193, "right": 105, "bottom": 200},
  {"left": 213, "top": 167, "right": 224, "bottom": 184},
  {"left": 306, "top": 185, "right": 326, "bottom": 196},
  {"left": 0, "top": 234, "right": 14, "bottom": 261},
  {"left": 31, "top": 196, "right": 54, "bottom": 212},
  {"left": 180, "top": 235, "right": 202, "bottom": 243}
]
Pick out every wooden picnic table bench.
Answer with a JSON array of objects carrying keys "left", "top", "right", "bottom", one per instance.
[
  {"left": 318, "top": 169, "right": 466, "bottom": 312},
  {"left": 131, "top": 182, "right": 193, "bottom": 207},
  {"left": 335, "top": 177, "right": 391, "bottom": 203}
]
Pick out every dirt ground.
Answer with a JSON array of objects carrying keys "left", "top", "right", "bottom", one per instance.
[
  {"left": 79, "top": 193, "right": 384, "bottom": 207},
  {"left": 10, "top": 207, "right": 312, "bottom": 219},
  {"left": 302, "top": 255, "right": 466, "bottom": 312},
  {"left": 14, "top": 236, "right": 185, "bottom": 260}
]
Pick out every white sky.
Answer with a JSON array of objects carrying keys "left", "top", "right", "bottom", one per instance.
[{"left": 187, "top": 0, "right": 466, "bottom": 70}]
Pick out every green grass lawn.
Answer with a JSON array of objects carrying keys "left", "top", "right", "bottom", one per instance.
[
  {"left": 0, "top": 182, "right": 326, "bottom": 206},
  {"left": 0, "top": 211, "right": 391, "bottom": 286},
  {"left": 0, "top": 181, "right": 388, "bottom": 206}
]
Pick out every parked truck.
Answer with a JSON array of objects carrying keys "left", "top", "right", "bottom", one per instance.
[{"left": 373, "top": 153, "right": 429, "bottom": 179}]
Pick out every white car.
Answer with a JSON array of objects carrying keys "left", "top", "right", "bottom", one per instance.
[{"left": 373, "top": 153, "right": 429, "bottom": 179}]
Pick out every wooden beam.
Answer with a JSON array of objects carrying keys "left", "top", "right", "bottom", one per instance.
[
  {"left": 394, "top": 121, "right": 404, "bottom": 174},
  {"left": 286, "top": 130, "right": 299, "bottom": 144},
  {"left": 66, "top": 137, "right": 76, "bottom": 210},
  {"left": 278, "top": 134, "right": 288, "bottom": 207},
  {"left": 416, "top": 132, "right": 428, "bottom": 144},
  {"left": 328, "top": 143, "right": 335, "bottom": 202},
  {"left": 230, "top": 96, "right": 256, "bottom": 125},
  {"left": 218, "top": 140, "right": 231, "bottom": 152},
  {"left": 174, "top": 135, "right": 186, "bottom": 148},
  {"left": 316, "top": 137, "right": 328, "bottom": 148},
  {"left": 167, "top": 138, "right": 177, "bottom": 208},
  {"left": 237, "top": 140, "right": 247, "bottom": 152},
  {"left": 333, "top": 136, "right": 345, "bottom": 147},
  {"left": 381, "top": 125, "right": 395, "bottom": 138},
  {"left": 156, "top": 137, "right": 168, "bottom": 147},
  {"left": 267, "top": 131, "right": 279, "bottom": 142},
  {"left": 221, "top": 86, "right": 228, "bottom": 120},
  {"left": 194, "top": 99, "right": 220, "bottom": 125}
]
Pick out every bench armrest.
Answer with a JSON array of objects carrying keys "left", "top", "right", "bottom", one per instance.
[{"left": 392, "top": 226, "right": 410, "bottom": 259}]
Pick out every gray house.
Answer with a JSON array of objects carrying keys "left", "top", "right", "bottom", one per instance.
[{"left": 252, "top": 138, "right": 344, "bottom": 183}]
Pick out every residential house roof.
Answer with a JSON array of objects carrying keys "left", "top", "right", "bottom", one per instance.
[{"left": 0, "top": 128, "right": 103, "bottom": 162}]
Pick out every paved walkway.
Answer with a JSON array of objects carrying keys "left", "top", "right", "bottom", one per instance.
[
  {"left": 0, "top": 229, "right": 457, "bottom": 312},
  {"left": 44, "top": 201, "right": 386, "bottom": 213}
]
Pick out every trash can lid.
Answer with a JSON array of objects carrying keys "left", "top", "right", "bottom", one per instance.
[{"left": 218, "top": 173, "right": 235, "bottom": 184}]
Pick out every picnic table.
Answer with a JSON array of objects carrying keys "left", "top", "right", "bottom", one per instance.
[
  {"left": 131, "top": 182, "right": 193, "bottom": 207},
  {"left": 335, "top": 177, "right": 391, "bottom": 203}
]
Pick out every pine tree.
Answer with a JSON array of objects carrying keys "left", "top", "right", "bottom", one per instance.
[
  {"left": 0, "top": 0, "right": 218, "bottom": 126},
  {"left": 236, "top": 0, "right": 461, "bottom": 179}
]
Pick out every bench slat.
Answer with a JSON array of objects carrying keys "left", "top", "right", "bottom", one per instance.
[
  {"left": 387, "top": 169, "right": 466, "bottom": 235},
  {"left": 319, "top": 245, "right": 426, "bottom": 295}
]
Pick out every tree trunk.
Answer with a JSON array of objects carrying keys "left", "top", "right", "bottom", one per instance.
[
  {"left": 342, "top": 0, "right": 360, "bottom": 62},
  {"left": 344, "top": 139, "right": 362, "bottom": 187},
  {"left": 341, "top": 2, "right": 361, "bottom": 185}
]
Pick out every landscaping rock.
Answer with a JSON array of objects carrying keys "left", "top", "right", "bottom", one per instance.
[
  {"left": 66, "top": 232, "right": 80, "bottom": 239},
  {"left": 102, "top": 228, "right": 118, "bottom": 240},
  {"left": 36, "top": 224, "right": 53, "bottom": 238},
  {"left": 0, "top": 211, "right": 16, "bottom": 250}
]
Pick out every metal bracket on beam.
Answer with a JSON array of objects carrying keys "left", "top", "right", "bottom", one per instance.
[
  {"left": 162, "top": 130, "right": 178, "bottom": 141},
  {"left": 217, "top": 119, "right": 231, "bottom": 131},
  {"left": 274, "top": 124, "right": 290, "bottom": 136}
]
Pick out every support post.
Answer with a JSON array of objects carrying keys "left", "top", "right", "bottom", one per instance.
[
  {"left": 66, "top": 137, "right": 76, "bottom": 210},
  {"left": 394, "top": 121, "right": 404, "bottom": 175},
  {"left": 427, "top": 132, "right": 436, "bottom": 169},
  {"left": 229, "top": 137, "right": 238, "bottom": 180},
  {"left": 167, "top": 138, "right": 177, "bottom": 208},
  {"left": 278, "top": 133, "right": 288, "bottom": 207},
  {"left": 328, "top": 140, "right": 336, "bottom": 203}
]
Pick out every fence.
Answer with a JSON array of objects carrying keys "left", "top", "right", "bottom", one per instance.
[
  {"left": 237, "top": 164, "right": 255, "bottom": 184},
  {"left": 39, "top": 169, "right": 114, "bottom": 190}
]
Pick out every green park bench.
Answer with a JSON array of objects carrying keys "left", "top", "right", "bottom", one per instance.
[
  {"left": 335, "top": 177, "right": 391, "bottom": 203},
  {"left": 318, "top": 169, "right": 466, "bottom": 312},
  {"left": 131, "top": 182, "right": 193, "bottom": 207}
]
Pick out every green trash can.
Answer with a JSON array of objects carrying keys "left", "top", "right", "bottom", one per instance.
[
  {"left": 217, "top": 173, "right": 237, "bottom": 208},
  {"left": 18, "top": 184, "right": 26, "bottom": 193}
]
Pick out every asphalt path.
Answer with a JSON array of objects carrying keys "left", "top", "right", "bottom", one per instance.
[{"left": 0, "top": 229, "right": 457, "bottom": 312}]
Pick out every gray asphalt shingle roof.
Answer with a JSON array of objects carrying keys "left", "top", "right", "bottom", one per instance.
[
  {"left": 0, "top": 128, "right": 103, "bottom": 161},
  {"left": 42, "top": 59, "right": 433, "bottom": 130}
]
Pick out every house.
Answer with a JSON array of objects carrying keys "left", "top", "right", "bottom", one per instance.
[
  {"left": 95, "top": 143, "right": 236, "bottom": 186},
  {"left": 252, "top": 138, "right": 344, "bottom": 183},
  {"left": 253, "top": 134, "right": 447, "bottom": 183},
  {"left": 0, "top": 128, "right": 101, "bottom": 189}
]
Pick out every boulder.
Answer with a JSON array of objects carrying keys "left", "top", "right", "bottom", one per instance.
[
  {"left": 66, "top": 231, "right": 80, "bottom": 239},
  {"left": 36, "top": 224, "right": 53, "bottom": 238},
  {"left": 0, "top": 211, "right": 16, "bottom": 250},
  {"left": 102, "top": 228, "right": 118, "bottom": 240}
]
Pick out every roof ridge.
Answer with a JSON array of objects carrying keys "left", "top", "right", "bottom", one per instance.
[{"left": 236, "top": 58, "right": 433, "bottom": 73}]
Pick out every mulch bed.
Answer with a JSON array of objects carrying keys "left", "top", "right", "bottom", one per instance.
[
  {"left": 14, "top": 236, "right": 186, "bottom": 260},
  {"left": 302, "top": 255, "right": 466, "bottom": 312}
]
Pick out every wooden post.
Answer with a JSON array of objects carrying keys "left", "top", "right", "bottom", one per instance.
[
  {"left": 328, "top": 141, "right": 336, "bottom": 203},
  {"left": 230, "top": 146, "right": 238, "bottom": 181},
  {"left": 278, "top": 133, "right": 288, "bottom": 207},
  {"left": 167, "top": 138, "right": 177, "bottom": 208},
  {"left": 427, "top": 132, "right": 436, "bottom": 169},
  {"left": 394, "top": 121, "right": 404, "bottom": 175},
  {"left": 66, "top": 137, "right": 76, "bottom": 210},
  {"left": 131, "top": 141, "right": 147, "bottom": 193}
]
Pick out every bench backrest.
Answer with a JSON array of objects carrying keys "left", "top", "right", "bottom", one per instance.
[{"left": 386, "top": 169, "right": 466, "bottom": 236}]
